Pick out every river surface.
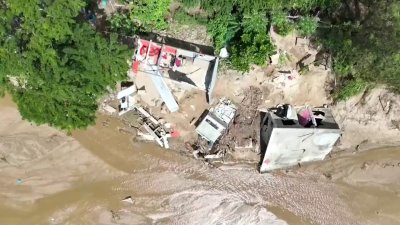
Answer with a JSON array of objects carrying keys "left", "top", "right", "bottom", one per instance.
[{"left": 1, "top": 96, "right": 400, "bottom": 225}]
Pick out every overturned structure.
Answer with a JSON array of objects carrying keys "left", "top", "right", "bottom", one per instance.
[
  {"left": 195, "top": 99, "right": 237, "bottom": 147},
  {"left": 260, "top": 105, "right": 341, "bottom": 172}
]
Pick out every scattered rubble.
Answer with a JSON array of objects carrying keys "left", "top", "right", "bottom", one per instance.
[
  {"left": 193, "top": 98, "right": 237, "bottom": 158},
  {"left": 134, "top": 106, "right": 174, "bottom": 149},
  {"left": 97, "top": 27, "right": 342, "bottom": 172},
  {"left": 216, "top": 86, "right": 263, "bottom": 156}
]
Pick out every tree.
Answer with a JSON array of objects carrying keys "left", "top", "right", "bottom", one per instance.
[
  {"left": 271, "top": 11, "right": 294, "bottom": 36},
  {"left": 318, "top": 0, "right": 400, "bottom": 99},
  {"left": 108, "top": 0, "right": 171, "bottom": 33},
  {"left": 0, "top": 0, "right": 130, "bottom": 130},
  {"left": 230, "top": 13, "right": 274, "bottom": 71},
  {"left": 108, "top": 12, "right": 138, "bottom": 35},
  {"left": 297, "top": 16, "right": 318, "bottom": 37},
  {"left": 207, "top": 14, "right": 240, "bottom": 51},
  {"left": 184, "top": 0, "right": 340, "bottom": 71}
]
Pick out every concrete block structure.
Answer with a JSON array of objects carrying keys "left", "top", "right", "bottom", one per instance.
[{"left": 260, "top": 105, "right": 340, "bottom": 172}]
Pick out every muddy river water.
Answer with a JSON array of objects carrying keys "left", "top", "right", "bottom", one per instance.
[{"left": 1, "top": 97, "right": 400, "bottom": 225}]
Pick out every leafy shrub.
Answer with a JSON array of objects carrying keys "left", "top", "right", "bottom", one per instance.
[
  {"left": 271, "top": 11, "right": 294, "bottom": 36},
  {"left": 130, "top": 0, "right": 171, "bottom": 31},
  {"left": 297, "top": 16, "right": 318, "bottom": 37},
  {"left": 207, "top": 14, "right": 240, "bottom": 52},
  {"left": 278, "top": 52, "right": 291, "bottom": 66},
  {"left": 108, "top": 0, "right": 171, "bottom": 33},
  {"left": 108, "top": 12, "right": 138, "bottom": 35},
  {"left": 179, "top": 0, "right": 201, "bottom": 8},
  {"left": 230, "top": 14, "right": 275, "bottom": 71},
  {"left": 334, "top": 79, "right": 367, "bottom": 101},
  {"left": 173, "top": 9, "right": 206, "bottom": 25}
]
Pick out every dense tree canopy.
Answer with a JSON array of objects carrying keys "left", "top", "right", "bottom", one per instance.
[
  {"left": 177, "top": 0, "right": 400, "bottom": 95},
  {"left": 0, "top": 0, "right": 130, "bottom": 130},
  {"left": 318, "top": 0, "right": 400, "bottom": 99},
  {"left": 187, "top": 0, "right": 338, "bottom": 71},
  {"left": 109, "top": 0, "right": 171, "bottom": 33}
]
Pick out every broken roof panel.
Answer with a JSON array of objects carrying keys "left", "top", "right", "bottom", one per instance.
[
  {"left": 146, "top": 63, "right": 179, "bottom": 112},
  {"left": 196, "top": 113, "right": 227, "bottom": 143},
  {"left": 213, "top": 100, "right": 236, "bottom": 125}
]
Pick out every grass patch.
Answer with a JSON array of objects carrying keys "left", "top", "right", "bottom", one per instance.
[
  {"left": 334, "top": 79, "right": 368, "bottom": 101},
  {"left": 278, "top": 52, "right": 291, "bottom": 67},
  {"left": 173, "top": 9, "right": 207, "bottom": 25}
]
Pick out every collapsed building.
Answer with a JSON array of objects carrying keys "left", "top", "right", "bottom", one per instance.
[
  {"left": 259, "top": 105, "right": 341, "bottom": 172},
  {"left": 101, "top": 36, "right": 220, "bottom": 148},
  {"left": 101, "top": 34, "right": 341, "bottom": 172},
  {"left": 131, "top": 38, "right": 219, "bottom": 112},
  {"left": 191, "top": 99, "right": 237, "bottom": 160}
]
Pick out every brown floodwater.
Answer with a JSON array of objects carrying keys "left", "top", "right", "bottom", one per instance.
[{"left": 1, "top": 96, "right": 400, "bottom": 225}]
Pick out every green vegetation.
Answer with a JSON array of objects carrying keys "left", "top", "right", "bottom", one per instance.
[
  {"left": 179, "top": 0, "right": 200, "bottom": 8},
  {"left": 229, "top": 13, "right": 274, "bottom": 71},
  {"left": 278, "top": 52, "right": 291, "bottom": 67},
  {"left": 334, "top": 79, "right": 368, "bottom": 101},
  {"left": 109, "top": 0, "right": 171, "bottom": 32},
  {"left": 297, "top": 16, "right": 318, "bottom": 37},
  {"left": 319, "top": 0, "right": 400, "bottom": 99},
  {"left": 108, "top": 12, "right": 138, "bottom": 35},
  {"left": 129, "top": 0, "right": 171, "bottom": 31},
  {"left": 1, "top": 0, "right": 400, "bottom": 130},
  {"left": 271, "top": 11, "right": 294, "bottom": 36},
  {"left": 179, "top": 0, "right": 339, "bottom": 71},
  {"left": 206, "top": 14, "right": 240, "bottom": 53},
  {"left": 173, "top": 9, "right": 206, "bottom": 26},
  {"left": 0, "top": 0, "right": 130, "bottom": 130}
]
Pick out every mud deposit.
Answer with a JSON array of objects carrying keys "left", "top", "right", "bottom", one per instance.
[{"left": 1, "top": 96, "right": 400, "bottom": 225}]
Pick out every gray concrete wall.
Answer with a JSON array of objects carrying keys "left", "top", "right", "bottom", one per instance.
[
  {"left": 261, "top": 113, "right": 274, "bottom": 148},
  {"left": 260, "top": 127, "right": 340, "bottom": 172},
  {"left": 206, "top": 57, "right": 219, "bottom": 104}
]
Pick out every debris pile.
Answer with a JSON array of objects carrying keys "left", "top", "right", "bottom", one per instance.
[
  {"left": 135, "top": 106, "right": 174, "bottom": 149},
  {"left": 216, "top": 86, "right": 263, "bottom": 155},
  {"left": 192, "top": 98, "right": 237, "bottom": 161},
  {"left": 100, "top": 81, "right": 137, "bottom": 116}
]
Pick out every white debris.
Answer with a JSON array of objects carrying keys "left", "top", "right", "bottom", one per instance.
[
  {"left": 271, "top": 53, "right": 280, "bottom": 65},
  {"left": 136, "top": 106, "right": 159, "bottom": 125},
  {"left": 193, "top": 150, "right": 200, "bottom": 159},
  {"left": 122, "top": 196, "right": 135, "bottom": 205},
  {"left": 118, "top": 84, "right": 138, "bottom": 116},
  {"left": 212, "top": 99, "right": 237, "bottom": 125},
  {"left": 137, "top": 131, "right": 156, "bottom": 141},
  {"left": 219, "top": 47, "right": 229, "bottom": 58}
]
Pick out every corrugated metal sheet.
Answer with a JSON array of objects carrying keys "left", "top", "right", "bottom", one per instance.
[{"left": 145, "top": 64, "right": 179, "bottom": 112}]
